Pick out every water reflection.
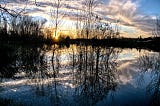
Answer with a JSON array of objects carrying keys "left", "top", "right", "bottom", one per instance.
[
  {"left": 0, "top": 45, "right": 17, "bottom": 79},
  {"left": 71, "top": 46, "right": 121, "bottom": 106},
  {"left": 138, "top": 52, "right": 160, "bottom": 106},
  {"left": 0, "top": 44, "right": 160, "bottom": 106}
]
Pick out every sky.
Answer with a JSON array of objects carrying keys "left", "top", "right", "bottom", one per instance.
[{"left": 1, "top": 0, "right": 160, "bottom": 38}]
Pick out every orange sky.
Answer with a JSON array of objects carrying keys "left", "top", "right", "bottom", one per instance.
[{"left": 1, "top": 0, "right": 159, "bottom": 38}]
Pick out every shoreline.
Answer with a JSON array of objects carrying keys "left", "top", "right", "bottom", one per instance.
[{"left": 1, "top": 37, "right": 160, "bottom": 52}]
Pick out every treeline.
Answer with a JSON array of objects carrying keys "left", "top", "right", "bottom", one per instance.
[
  {"left": 0, "top": 15, "right": 53, "bottom": 43},
  {"left": 68, "top": 37, "right": 160, "bottom": 52}
]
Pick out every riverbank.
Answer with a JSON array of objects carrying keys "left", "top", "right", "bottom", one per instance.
[
  {"left": 68, "top": 37, "right": 160, "bottom": 52},
  {"left": 1, "top": 37, "right": 160, "bottom": 52}
]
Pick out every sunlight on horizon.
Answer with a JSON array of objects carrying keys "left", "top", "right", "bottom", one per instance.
[{"left": 1, "top": 0, "right": 159, "bottom": 38}]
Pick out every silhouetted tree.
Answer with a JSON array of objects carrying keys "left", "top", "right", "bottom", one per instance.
[
  {"left": 0, "top": 0, "right": 27, "bottom": 17},
  {"left": 50, "top": 0, "right": 64, "bottom": 37},
  {"left": 153, "top": 16, "right": 160, "bottom": 37},
  {"left": 83, "top": 0, "right": 99, "bottom": 39}
]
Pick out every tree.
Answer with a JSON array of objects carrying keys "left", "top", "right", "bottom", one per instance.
[
  {"left": 82, "top": 0, "right": 99, "bottom": 39},
  {"left": 0, "top": 0, "right": 28, "bottom": 17},
  {"left": 153, "top": 16, "right": 160, "bottom": 37},
  {"left": 50, "top": 0, "right": 64, "bottom": 38},
  {"left": 0, "top": 0, "right": 28, "bottom": 38},
  {"left": 75, "top": 9, "right": 84, "bottom": 38}
]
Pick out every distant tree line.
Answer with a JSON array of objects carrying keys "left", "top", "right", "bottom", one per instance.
[
  {"left": 0, "top": 0, "right": 160, "bottom": 43},
  {"left": 0, "top": 14, "right": 54, "bottom": 43}
]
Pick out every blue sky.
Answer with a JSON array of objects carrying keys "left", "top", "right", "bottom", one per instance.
[
  {"left": 1, "top": 0, "right": 159, "bottom": 38},
  {"left": 140, "top": 0, "right": 160, "bottom": 15}
]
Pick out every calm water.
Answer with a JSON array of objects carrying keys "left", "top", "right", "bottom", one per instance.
[{"left": 0, "top": 44, "right": 160, "bottom": 106}]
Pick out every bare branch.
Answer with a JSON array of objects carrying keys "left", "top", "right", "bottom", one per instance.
[
  {"left": 0, "top": 0, "right": 28, "bottom": 17},
  {"left": 50, "top": 0, "right": 65, "bottom": 37}
]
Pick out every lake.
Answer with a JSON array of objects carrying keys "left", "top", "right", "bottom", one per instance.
[{"left": 0, "top": 44, "right": 160, "bottom": 106}]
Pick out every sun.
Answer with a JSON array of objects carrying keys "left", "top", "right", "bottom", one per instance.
[
  {"left": 52, "top": 33, "right": 60, "bottom": 42},
  {"left": 55, "top": 35, "right": 59, "bottom": 40}
]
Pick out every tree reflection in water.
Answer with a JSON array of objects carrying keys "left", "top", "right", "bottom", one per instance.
[
  {"left": 0, "top": 44, "right": 122, "bottom": 106},
  {"left": 138, "top": 52, "right": 160, "bottom": 106},
  {"left": 0, "top": 45, "right": 17, "bottom": 79},
  {"left": 70, "top": 45, "right": 122, "bottom": 105}
]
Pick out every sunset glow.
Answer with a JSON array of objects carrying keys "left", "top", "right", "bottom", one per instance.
[
  {"left": 1, "top": 1, "right": 160, "bottom": 106},
  {"left": 1, "top": 0, "right": 160, "bottom": 38}
]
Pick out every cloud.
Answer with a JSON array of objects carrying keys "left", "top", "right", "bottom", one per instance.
[
  {"left": 101, "top": 0, "right": 138, "bottom": 25},
  {"left": 0, "top": 0, "right": 156, "bottom": 38},
  {"left": 99, "top": 0, "right": 156, "bottom": 37}
]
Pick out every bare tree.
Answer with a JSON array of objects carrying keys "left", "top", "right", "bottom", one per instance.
[
  {"left": 0, "top": 0, "right": 28, "bottom": 37},
  {"left": 0, "top": 0, "right": 28, "bottom": 17},
  {"left": 82, "top": 0, "right": 99, "bottom": 39},
  {"left": 75, "top": 9, "right": 84, "bottom": 38},
  {"left": 153, "top": 16, "right": 160, "bottom": 37},
  {"left": 50, "top": 0, "right": 64, "bottom": 38}
]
